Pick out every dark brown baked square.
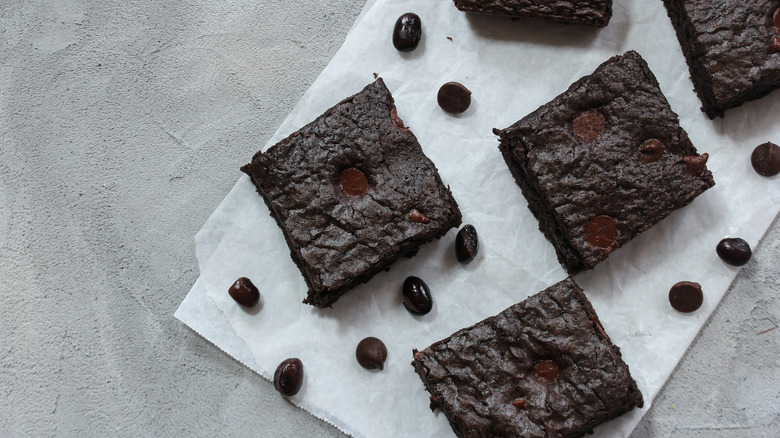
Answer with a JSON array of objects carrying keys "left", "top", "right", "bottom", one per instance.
[{"left": 452, "top": 0, "right": 613, "bottom": 27}]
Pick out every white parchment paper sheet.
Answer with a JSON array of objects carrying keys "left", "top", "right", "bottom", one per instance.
[{"left": 176, "top": 1, "right": 780, "bottom": 437}]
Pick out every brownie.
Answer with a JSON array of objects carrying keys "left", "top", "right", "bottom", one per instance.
[
  {"left": 241, "top": 78, "right": 462, "bottom": 307},
  {"left": 411, "top": 278, "right": 644, "bottom": 438},
  {"left": 496, "top": 51, "right": 715, "bottom": 274},
  {"left": 662, "top": 0, "right": 780, "bottom": 118},
  {"left": 452, "top": 0, "right": 612, "bottom": 27}
]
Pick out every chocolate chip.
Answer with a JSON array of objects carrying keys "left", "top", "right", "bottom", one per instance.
[
  {"left": 392, "top": 13, "right": 422, "bottom": 52},
  {"left": 774, "top": 8, "right": 780, "bottom": 29},
  {"left": 512, "top": 398, "right": 526, "bottom": 408},
  {"left": 390, "top": 106, "right": 407, "bottom": 130},
  {"left": 716, "top": 238, "right": 752, "bottom": 266},
  {"left": 274, "top": 358, "right": 304, "bottom": 397},
  {"left": 583, "top": 215, "right": 618, "bottom": 250},
  {"left": 455, "top": 224, "right": 479, "bottom": 264},
  {"left": 437, "top": 82, "right": 471, "bottom": 114},
  {"left": 340, "top": 168, "right": 368, "bottom": 195},
  {"left": 228, "top": 277, "right": 260, "bottom": 307},
  {"left": 772, "top": 35, "right": 780, "bottom": 54},
  {"left": 402, "top": 276, "right": 432, "bottom": 315},
  {"left": 534, "top": 361, "right": 559, "bottom": 382},
  {"left": 751, "top": 142, "right": 780, "bottom": 177},
  {"left": 683, "top": 153, "right": 708, "bottom": 176},
  {"left": 639, "top": 139, "right": 665, "bottom": 163},
  {"left": 355, "top": 337, "right": 388, "bottom": 370},
  {"left": 668, "top": 281, "right": 703, "bottom": 313},
  {"left": 408, "top": 208, "right": 430, "bottom": 223},
  {"left": 572, "top": 110, "right": 605, "bottom": 142}
]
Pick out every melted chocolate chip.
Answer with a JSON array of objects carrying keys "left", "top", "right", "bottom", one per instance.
[
  {"left": 572, "top": 110, "right": 605, "bottom": 142},
  {"left": 274, "top": 358, "right": 304, "bottom": 397},
  {"left": 534, "top": 361, "right": 559, "bottom": 382},
  {"left": 390, "top": 106, "right": 407, "bottom": 130},
  {"left": 392, "top": 13, "right": 422, "bottom": 52},
  {"left": 355, "top": 337, "right": 388, "bottom": 370},
  {"left": 228, "top": 277, "right": 260, "bottom": 307},
  {"left": 340, "top": 168, "right": 368, "bottom": 195},
  {"left": 402, "top": 276, "right": 432, "bottom": 315},
  {"left": 455, "top": 224, "right": 479, "bottom": 264},
  {"left": 772, "top": 35, "right": 780, "bottom": 54},
  {"left": 683, "top": 153, "right": 708, "bottom": 176},
  {"left": 668, "top": 281, "right": 703, "bottom": 313},
  {"left": 583, "top": 215, "right": 618, "bottom": 250},
  {"left": 716, "top": 238, "right": 752, "bottom": 266},
  {"left": 437, "top": 82, "right": 472, "bottom": 114},
  {"left": 409, "top": 208, "right": 430, "bottom": 223},
  {"left": 512, "top": 398, "right": 526, "bottom": 408},
  {"left": 639, "top": 139, "right": 665, "bottom": 163},
  {"left": 774, "top": 8, "right": 780, "bottom": 29},
  {"left": 751, "top": 142, "right": 780, "bottom": 177}
]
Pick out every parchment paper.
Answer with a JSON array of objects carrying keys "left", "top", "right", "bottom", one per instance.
[{"left": 176, "top": 1, "right": 780, "bottom": 437}]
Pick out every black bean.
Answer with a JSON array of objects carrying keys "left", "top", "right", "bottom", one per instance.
[
  {"left": 393, "top": 13, "right": 422, "bottom": 52},
  {"left": 456, "top": 224, "right": 479, "bottom": 264},
  {"left": 402, "top": 276, "right": 432, "bottom": 315},
  {"left": 274, "top": 358, "right": 304, "bottom": 397},
  {"left": 228, "top": 277, "right": 260, "bottom": 307},
  {"left": 716, "top": 238, "right": 752, "bottom": 266}
]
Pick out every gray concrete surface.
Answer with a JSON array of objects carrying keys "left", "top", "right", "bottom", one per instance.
[{"left": 1, "top": 1, "right": 777, "bottom": 436}]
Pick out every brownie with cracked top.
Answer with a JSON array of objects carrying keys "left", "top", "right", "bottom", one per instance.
[
  {"left": 662, "top": 0, "right": 780, "bottom": 118},
  {"left": 452, "top": 0, "right": 612, "bottom": 27},
  {"left": 241, "top": 78, "right": 461, "bottom": 307},
  {"left": 412, "top": 278, "right": 643, "bottom": 438},
  {"left": 496, "top": 50, "right": 715, "bottom": 274}
]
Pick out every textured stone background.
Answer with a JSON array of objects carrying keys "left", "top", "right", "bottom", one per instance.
[{"left": 1, "top": 1, "right": 777, "bottom": 436}]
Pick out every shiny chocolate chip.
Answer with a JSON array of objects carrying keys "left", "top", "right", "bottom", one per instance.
[
  {"left": 668, "top": 281, "right": 703, "bottom": 313},
  {"left": 402, "top": 276, "right": 432, "bottom": 315},
  {"left": 572, "top": 110, "right": 605, "bottom": 142},
  {"left": 751, "top": 142, "right": 780, "bottom": 177},
  {"left": 716, "top": 238, "right": 752, "bottom": 266},
  {"left": 534, "top": 361, "right": 559, "bottom": 382},
  {"left": 583, "top": 215, "right": 618, "bottom": 250},
  {"left": 393, "top": 13, "right": 422, "bottom": 52},
  {"left": 341, "top": 168, "right": 368, "bottom": 195},
  {"left": 228, "top": 277, "right": 260, "bottom": 307},
  {"left": 409, "top": 208, "right": 430, "bottom": 224},
  {"left": 437, "top": 82, "right": 471, "bottom": 114},
  {"left": 639, "top": 139, "right": 665, "bottom": 163},
  {"left": 274, "top": 358, "right": 304, "bottom": 397},
  {"left": 683, "top": 153, "right": 709, "bottom": 176},
  {"left": 455, "top": 224, "right": 479, "bottom": 264},
  {"left": 355, "top": 337, "right": 388, "bottom": 370},
  {"left": 772, "top": 35, "right": 780, "bottom": 54}
]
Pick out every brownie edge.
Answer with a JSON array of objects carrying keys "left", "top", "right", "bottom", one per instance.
[{"left": 453, "top": 0, "right": 613, "bottom": 27}]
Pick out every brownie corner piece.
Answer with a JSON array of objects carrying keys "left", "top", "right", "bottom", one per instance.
[
  {"left": 452, "top": 0, "right": 613, "bottom": 27},
  {"left": 661, "top": 0, "right": 780, "bottom": 118},
  {"left": 496, "top": 50, "right": 714, "bottom": 274},
  {"left": 242, "top": 78, "right": 461, "bottom": 307},
  {"left": 411, "top": 278, "right": 644, "bottom": 438}
]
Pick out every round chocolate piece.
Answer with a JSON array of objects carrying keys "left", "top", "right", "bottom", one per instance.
[
  {"left": 455, "top": 224, "right": 479, "bottom": 264},
  {"left": 437, "top": 82, "right": 471, "bottom": 114},
  {"left": 392, "top": 13, "right": 422, "bottom": 52},
  {"left": 274, "top": 358, "right": 304, "bottom": 397},
  {"left": 583, "top": 215, "right": 618, "bottom": 250},
  {"left": 572, "top": 110, "right": 605, "bottom": 142},
  {"left": 639, "top": 139, "right": 665, "bottom": 163},
  {"left": 751, "top": 142, "right": 780, "bottom": 177},
  {"left": 228, "top": 277, "right": 260, "bottom": 307},
  {"left": 402, "top": 276, "right": 433, "bottom": 315},
  {"left": 534, "top": 361, "right": 559, "bottom": 382},
  {"left": 355, "top": 337, "right": 388, "bottom": 370},
  {"left": 716, "top": 238, "right": 752, "bottom": 266},
  {"left": 668, "top": 281, "right": 703, "bottom": 313},
  {"left": 340, "top": 168, "right": 368, "bottom": 195}
]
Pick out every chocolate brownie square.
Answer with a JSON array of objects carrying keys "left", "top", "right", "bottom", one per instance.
[
  {"left": 662, "top": 0, "right": 780, "bottom": 118},
  {"left": 496, "top": 51, "right": 715, "bottom": 274},
  {"left": 241, "top": 78, "right": 461, "bottom": 307},
  {"left": 452, "top": 0, "right": 613, "bottom": 27},
  {"left": 412, "top": 278, "right": 643, "bottom": 438}
]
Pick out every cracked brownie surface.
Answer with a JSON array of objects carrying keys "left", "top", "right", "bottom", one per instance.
[
  {"left": 241, "top": 78, "right": 461, "bottom": 307},
  {"left": 662, "top": 0, "right": 780, "bottom": 118},
  {"left": 496, "top": 51, "right": 715, "bottom": 274},
  {"left": 452, "top": 0, "right": 612, "bottom": 27},
  {"left": 412, "top": 278, "right": 643, "bottom": 438}
]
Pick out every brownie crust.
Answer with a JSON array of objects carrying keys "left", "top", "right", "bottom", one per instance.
[
  {"left": 662, "top": 0, "right": 780, "bottom": 118},
  {"left": 242, "top": 79, "right": 461, "bottom": 307},
  {"left": 495, "top": 51, "right": 715, "bottom": 274},
  {"left": 453, "top": 0, "right": 613, "bottom": 27},
  {"left": 412, "top": 278, "right": 643, "bottom": 438}
]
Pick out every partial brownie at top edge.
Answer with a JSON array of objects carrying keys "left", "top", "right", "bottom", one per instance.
[
  {"left": 412, "top": 278, "right": 643, "bottom": 438},
  {"left": 241, "top": 78, "right": 461, "bottom": 307},
  {"left": 662, "top": 0, "right": 780, "bottom": 118},
  {"left": 495, "top": 50, "right": 714, "bottom": 274},
  {"left": 453, "top": 0, "right": 613, "bottom": 27}
]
